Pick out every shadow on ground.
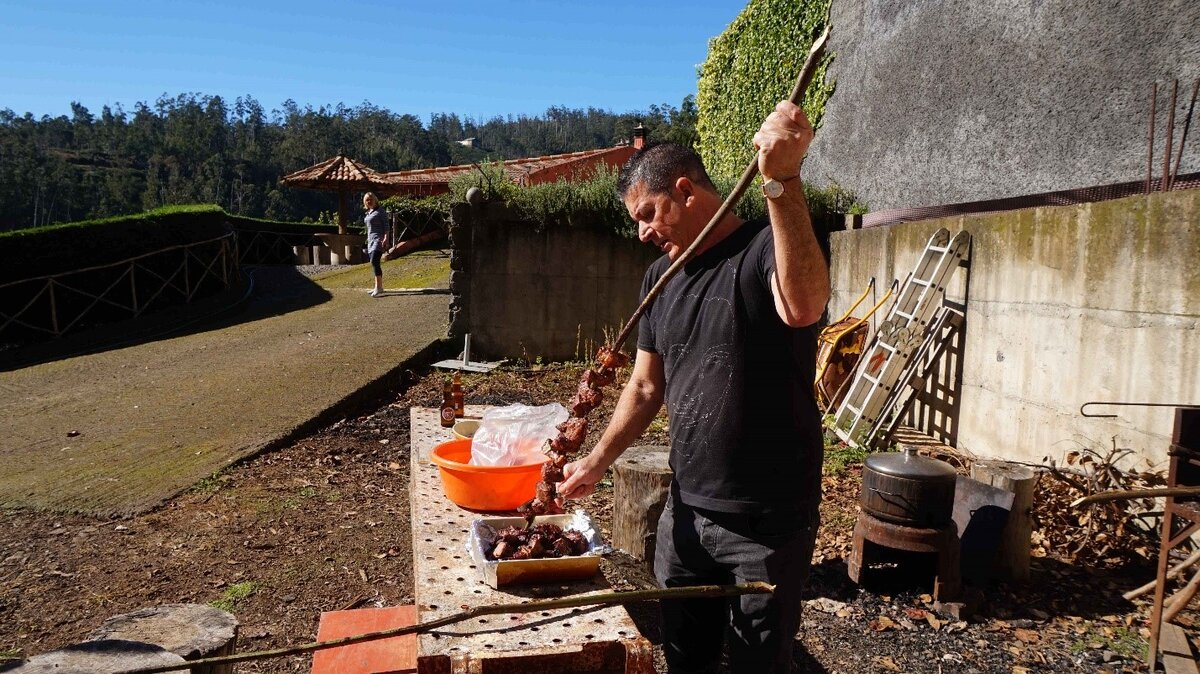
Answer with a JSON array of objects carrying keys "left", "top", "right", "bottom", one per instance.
[{"left": 0, "top": 266, "right": 332, "bottom": 372}]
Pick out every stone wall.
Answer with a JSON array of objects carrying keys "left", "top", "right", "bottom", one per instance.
[
  {"left": 806, "top": 0, "right": 1200, "bottom": 211},
  {"left": 828, "top": 188, "right": 1200, "bottom": 468},
  {"left": 448, "top": 202, "right": 659, "bottom": 362}
]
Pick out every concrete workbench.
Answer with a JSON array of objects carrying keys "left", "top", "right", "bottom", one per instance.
[{"left": 409, "top": 407, "right": 654, "bottom": 673}]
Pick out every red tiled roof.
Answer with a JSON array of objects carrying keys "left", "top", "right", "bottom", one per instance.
[
  {"left": 279, "top": 155, "right": 392, "bottom": 191},
  {"left": 281, "top": 146, "right": 637, "bottom": 197},
  {"left": 383, "top": 145, "right": 636, "bottom": 195}
]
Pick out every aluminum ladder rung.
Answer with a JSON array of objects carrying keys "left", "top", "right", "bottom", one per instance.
[
  {"left": 910, "top": 278, "right": 931, "bottom": 287},
  {"left": 894, "top": 310, "right": 915, "bottom": 321}
]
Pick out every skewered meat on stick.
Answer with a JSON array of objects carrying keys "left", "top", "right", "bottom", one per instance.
[
  {"left": 596, "top": 346, "right": 630, "bottom": 371},
  {"left": 550, "top": 417, "right": 588, "bottom": 453},
  {"left": 569, "top": 381, "right": 604, "bottom": 418},
  {"left": 518, "top": 345, "right": 628, "bottom": 521}
]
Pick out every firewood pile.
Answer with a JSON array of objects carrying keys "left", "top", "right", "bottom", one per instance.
[{"left": 1032, "top": 438, "right": 1167, "bottom": 567}]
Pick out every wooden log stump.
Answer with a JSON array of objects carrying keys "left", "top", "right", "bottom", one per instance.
[
  {"left": 86, "top": 603, "right": 239, "bottom": 674},
  {"left": 613, "top": 445, "right": 673, "bottom": 562},
  {"left": 5, "top": 639, "right": 186, "bottom": 672},
  {"left": 970, "top": 460, "right": 1040, "bottom": 581}
]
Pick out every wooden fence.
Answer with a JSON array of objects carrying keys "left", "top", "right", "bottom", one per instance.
[{"left": 0, "top": 232, "right": 238, "bottom": 342}]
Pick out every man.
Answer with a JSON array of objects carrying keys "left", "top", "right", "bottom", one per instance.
[{"left": 557, "top": 100, "right": 829, "bottom": 673}]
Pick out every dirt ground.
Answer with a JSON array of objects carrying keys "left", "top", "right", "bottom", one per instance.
[{"left": 1, "top": 363, "right": 1196, "bottom": 673}]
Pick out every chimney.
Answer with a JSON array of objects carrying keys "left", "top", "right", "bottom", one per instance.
[{"left": 632, "top": 122, "right": 646, "bottom": 150}]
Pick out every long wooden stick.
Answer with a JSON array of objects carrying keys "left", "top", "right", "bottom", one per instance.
[
  {"left": 1070, "top": 486, "right": 1200, "bottom": 508},
  {"left": 1124, "top": 548, "right": 1200, "bottom": 600},
  {"left": 611, "top": 25, "right": 830, "bottom": 349},
  {"left": 113, "top": 582, "right": 773, "bottom": 674},
  {"left": 1163, "top": 566, "right": 1200, "bottom": 622}
]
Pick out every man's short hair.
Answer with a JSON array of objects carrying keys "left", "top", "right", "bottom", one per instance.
[{"left": 617, "top": 143, "right": 717, "bottom": 198}]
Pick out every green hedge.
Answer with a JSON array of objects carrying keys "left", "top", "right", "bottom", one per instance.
[
  {"left": 696, "top": 0, "right": 834, "bottom": 188},
  {"left": 448, "top": 163, "right": 634, "bottom": 237},
  {"left": 226, "top": 213, "right": 350, "bottom": 235},
  {"left": 0, "top": 205, "right": 230, "bottom": 284}
]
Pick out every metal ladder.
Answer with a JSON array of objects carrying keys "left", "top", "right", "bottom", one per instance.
[{"left": 832, "top": 228, "right": 971, "bottom": 447}]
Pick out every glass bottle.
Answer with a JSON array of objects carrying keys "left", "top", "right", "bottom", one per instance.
[
  {"left": 440, "top": 379, "right": 455, "bottom": 428},
  {"left": 452, "top": 372, "right": 464, "bottom": 418}
]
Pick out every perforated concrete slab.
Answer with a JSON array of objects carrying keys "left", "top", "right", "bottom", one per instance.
[{"left": 409, "top": 407, "right": 653, "bottom": 673}]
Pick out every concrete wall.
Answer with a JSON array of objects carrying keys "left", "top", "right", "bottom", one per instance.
[
  {"left": 829, "top": 188, "right": 1200, "bottom": 469},
  {"left": 806, "top": 0, "right": 1200, "bottom": 211},
  {"left": 448, "top": 202, "right": 659, "bottom": 362}
]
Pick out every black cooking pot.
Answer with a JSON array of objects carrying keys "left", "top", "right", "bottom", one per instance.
[{"left": 861, "top": 446, "right": 957, "bottom": 528}]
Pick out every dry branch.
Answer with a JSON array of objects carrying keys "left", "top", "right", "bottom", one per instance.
[
  {"left": 1071, "top": 486, "right": 1200, "bottom": 508},
  {"left": 1123, "top": 548, "right": 1200, "bottom": 600},
  {"left": 1163, "top": 566, "right": 1200, "bottom": 622}
]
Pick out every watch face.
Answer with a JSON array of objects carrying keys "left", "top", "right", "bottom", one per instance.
[{"left": 763, "top": 180, "right": 784, "bottom": 199}]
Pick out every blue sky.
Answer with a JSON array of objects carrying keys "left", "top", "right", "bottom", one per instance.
[{"left": 1, "top": 0, "right": 745, "bottom": 122}]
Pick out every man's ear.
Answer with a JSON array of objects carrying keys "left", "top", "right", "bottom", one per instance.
[{"left": 674, "top": 176, "right": 694, "bottom": 204}]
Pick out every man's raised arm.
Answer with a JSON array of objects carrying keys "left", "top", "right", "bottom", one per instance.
[{"left": 753, "top": 100, "right": 830, "bottom": 328}]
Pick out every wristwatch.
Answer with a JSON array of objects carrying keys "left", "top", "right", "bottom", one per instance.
[{"left": 761, "top": 174, "right": 800, "bottom": 200}]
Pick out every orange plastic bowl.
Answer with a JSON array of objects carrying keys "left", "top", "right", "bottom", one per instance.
[{"left": 430, "top": 438, "right": 545, "bottom": 511}]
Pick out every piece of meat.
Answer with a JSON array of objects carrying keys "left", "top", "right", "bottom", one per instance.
[
  {"left": 557, "top": 417, "right": 588, "bottom": 445},
  {"left": 509, "top": 546, "right": 532, "bottom": 560},
  {"left": 536, "top": 480, "right": 555, "bottom": 503},
  {"left": 596, "top": 346, "right": 629, "bottom": 370},
  {"left": 540, "top": 464, "right": 562, "bottom": 483},
  {"left": 520, "top": 497, "right": 565, "bottom": 518},
  {"left": 570, "top": 382, "right": 603, "bottom": 417},
  {"left": 562, "top": 529, "right": 589, "bottom": 555},
  {"left": 541, "top": 462, "right": 564, "bottom": 483},
  {"left": 552, "top": 538, "right": 575, "bottom": 556},
  {"left": 527, "top": 534, "right": 546, "bottom": 557},
  {"left": 550, "top": 431, "right": 583, "bottom": 454},
  {"left": 582, "top": 368, "right": 616, "bottom": 388},
  {"left": 532, "top": 523, "right": 563, "bottom": 539},
  {"left": 491, "top": 540, "right": 512, "bottom": 560}
]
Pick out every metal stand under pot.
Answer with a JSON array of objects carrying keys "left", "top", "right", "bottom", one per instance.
[{"left": 848, "top": 446, "right": 962, "bottom": 604}]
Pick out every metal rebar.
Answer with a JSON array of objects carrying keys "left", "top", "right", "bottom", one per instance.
[
  {"left": 1161, "top": 79, "right": 1178, "bottom": 192},
  {"left": 1169, "top": 78, "right": 1199, "bottom": 191},
  {"left": 1146, "top": 82, "right": 1157, "bottom": 194}
]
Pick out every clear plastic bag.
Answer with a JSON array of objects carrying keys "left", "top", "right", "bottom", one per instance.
[{"left": 469, "top": 403, "right": 568, "bottom": 466}]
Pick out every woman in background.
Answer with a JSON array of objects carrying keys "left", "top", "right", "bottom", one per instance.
[{"left": 363, "top": 192, "right": 389, "bottom": 296}]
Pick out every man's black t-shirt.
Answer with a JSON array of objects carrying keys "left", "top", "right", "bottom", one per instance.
[{"left": 637, "top": 218, "right": 824, "bottom": 515}]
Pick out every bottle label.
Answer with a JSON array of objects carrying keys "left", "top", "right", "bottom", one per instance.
[{"left": 441, "top": 405, "right": 456, "bottom": 427}]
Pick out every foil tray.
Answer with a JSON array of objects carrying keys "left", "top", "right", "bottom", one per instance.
[{"left": 468, "top": 511, "right": 606, "bottom": 588}]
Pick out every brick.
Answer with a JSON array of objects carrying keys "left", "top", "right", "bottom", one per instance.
[{"left": 311, "top": 605, "right": 417, "bottom": 674}]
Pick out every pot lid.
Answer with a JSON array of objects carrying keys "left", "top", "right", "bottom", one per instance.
[{"left": 864, "top": 445, "right": 956, "bottom": 480}]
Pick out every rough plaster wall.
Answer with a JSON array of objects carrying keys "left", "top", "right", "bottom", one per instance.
[
  {"left": 805, "top": 0, "right": 1200, "bottom": 211},
  {"left": 462, "top": 217, "right": 658, "bottom": 362},
  {"left": 827, "top": 189, "right": 1200, "bottom": 468}
]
